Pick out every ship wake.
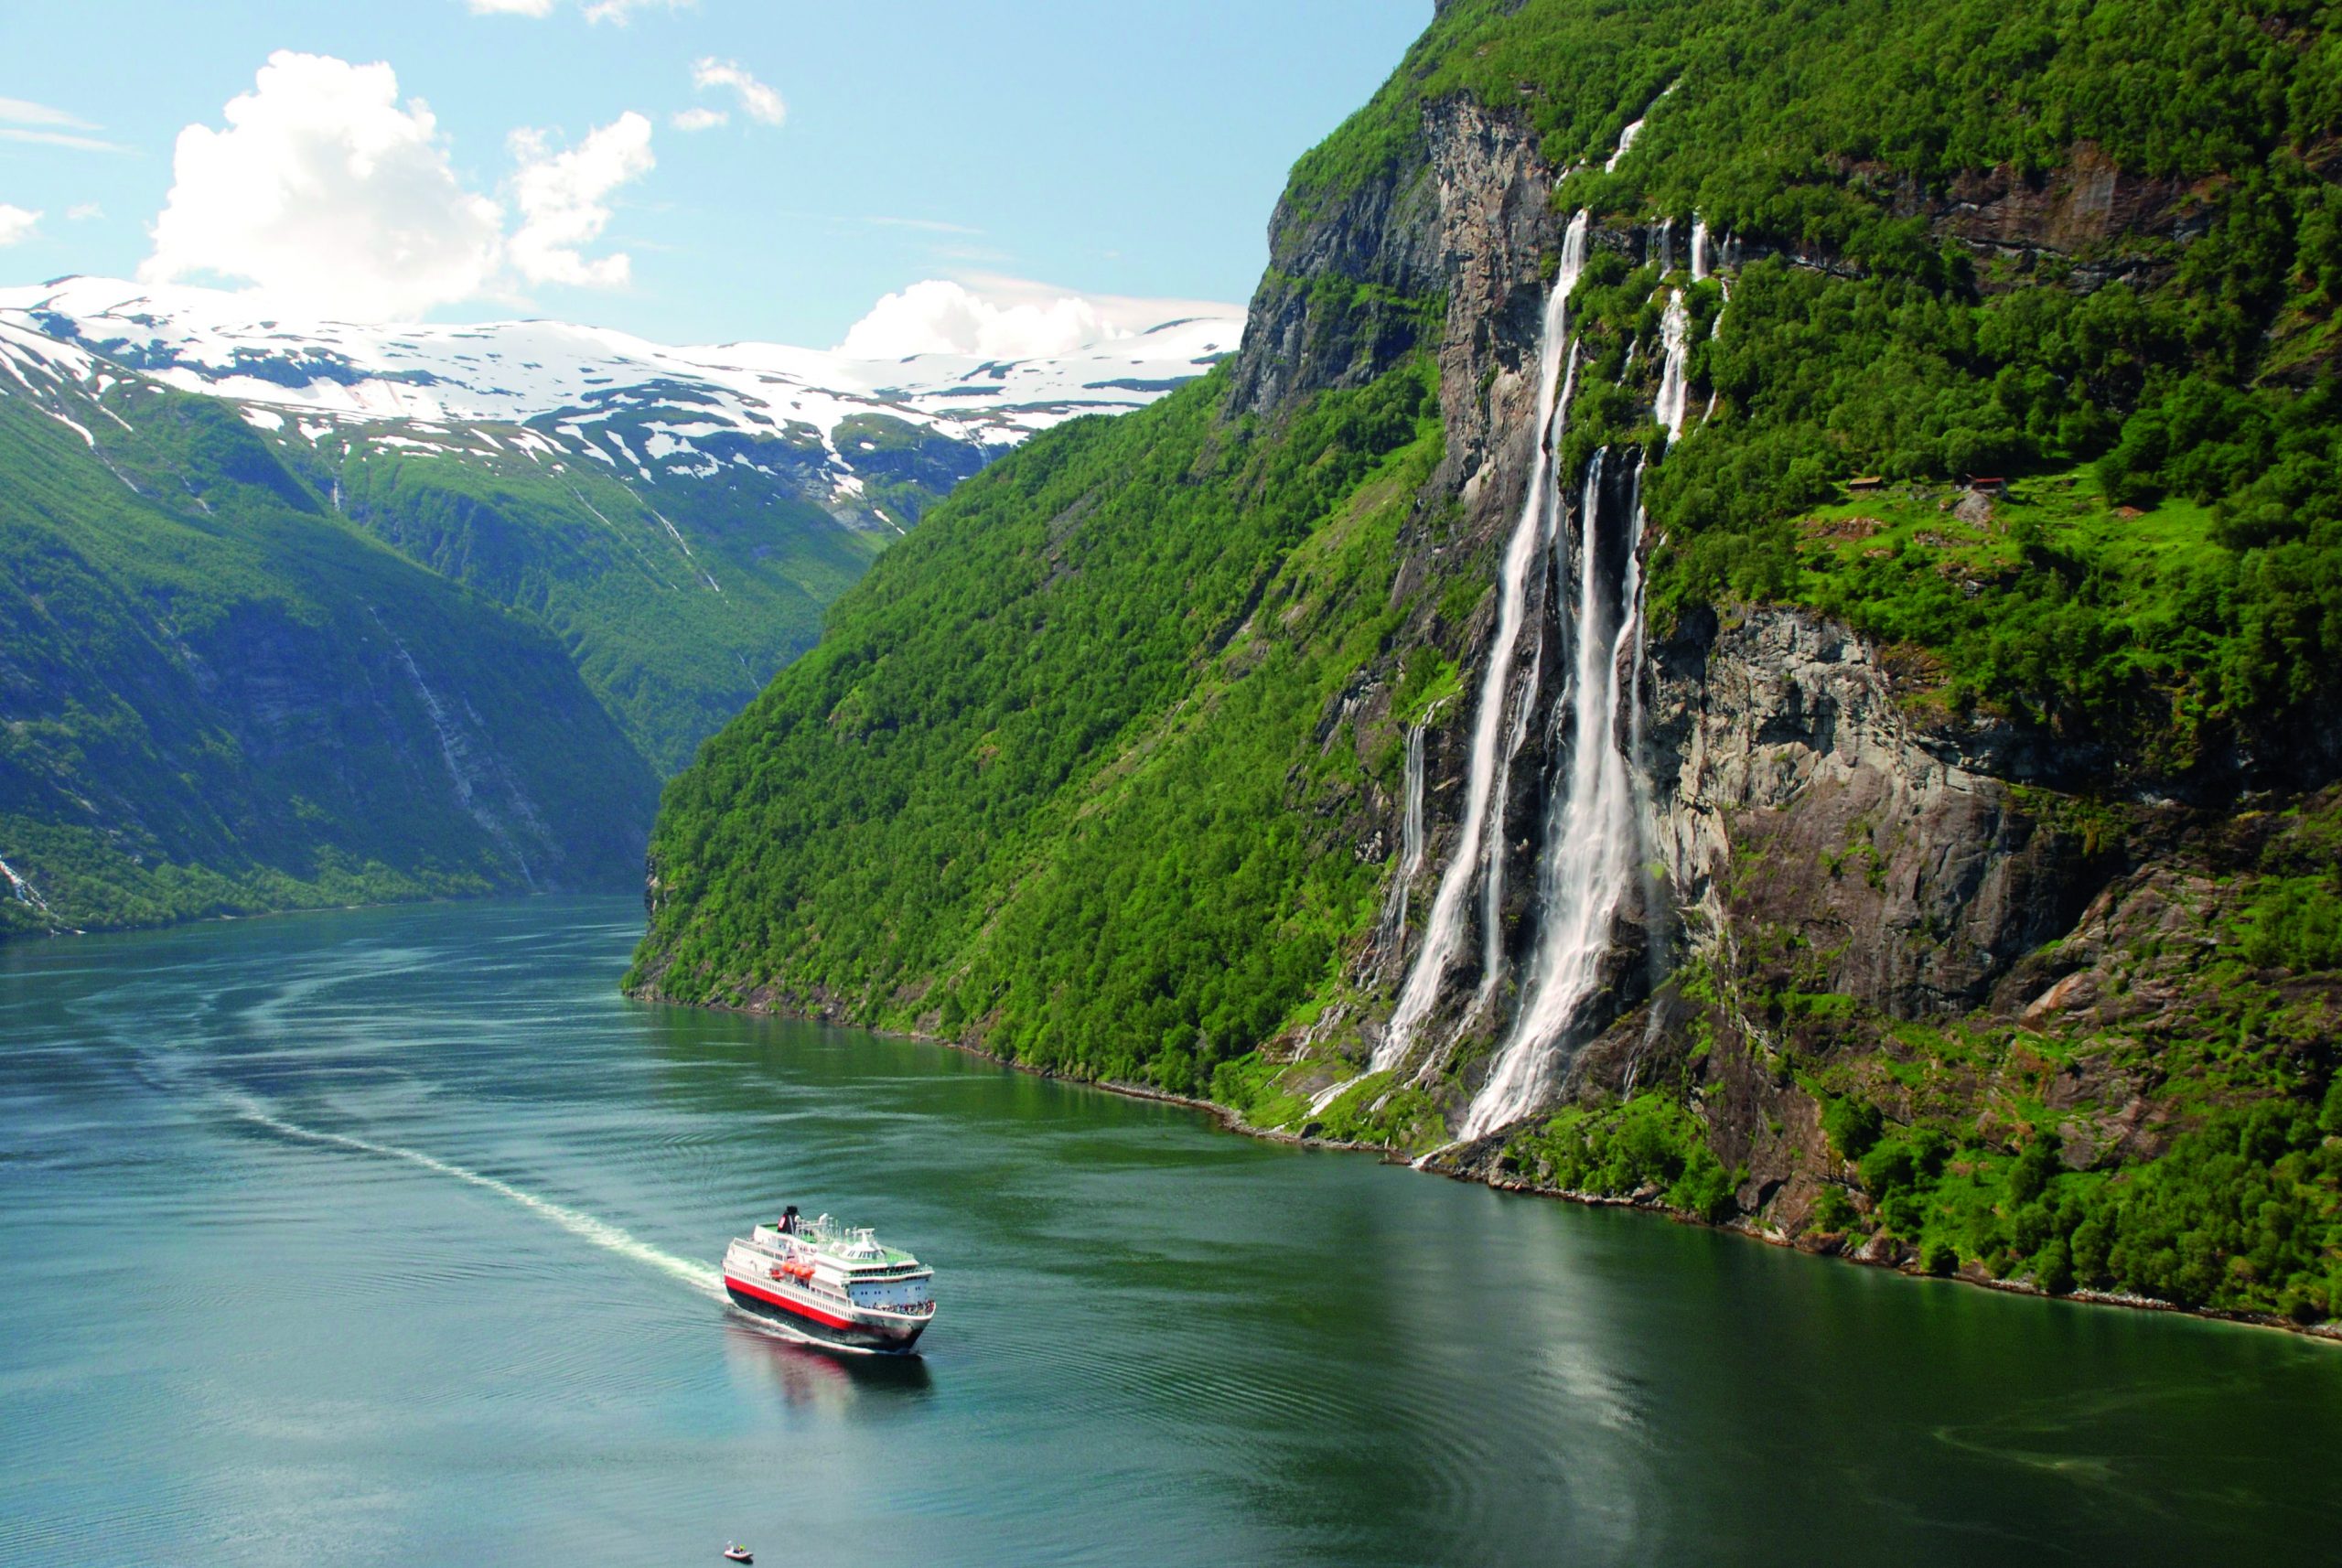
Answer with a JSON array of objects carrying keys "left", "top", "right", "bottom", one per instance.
[{"left": 226, "top": 1095, "right": 725, "bottom": 1300}]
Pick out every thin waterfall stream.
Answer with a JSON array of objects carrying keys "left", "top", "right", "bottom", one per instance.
[
  {"left": 1456, "top": 273, "right": 1687, "bottom": 1140},
  {"left": 1376, "top": 722, "right": 1429, "bottom": 956},
  {"left": 1373, "top": 210, "right": 1590, "bottom": 1073},
  {"left": 1654, "top": 290, "right": 1691, "bottom": 445},
  {"left": 1460, "top": 453, "right": 1649, "bottom": 1141}
]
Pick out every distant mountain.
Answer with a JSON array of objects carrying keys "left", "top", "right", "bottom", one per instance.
[
  {"left": 0, "top": 281, "right": 1239, "bottom": 932},
  {"left": 1, "top": 280, "right": 1241, "bottom": 769},
  {"left": 0, "top": 326, "right": 657, "bottom": 934},
  {"left": 5, "top": 277, "right": 1241, "bottom": 528}
]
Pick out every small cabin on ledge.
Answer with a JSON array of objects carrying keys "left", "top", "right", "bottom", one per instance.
[
  {"left": 1847, "top": 475, "right": 1885, "bottom": 492},
  {"left": 1965, "top": 476, "right": 2008, "bottom": 498}
]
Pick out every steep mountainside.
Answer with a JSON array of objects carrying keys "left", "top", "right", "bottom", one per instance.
[
  {"left": 2, "top": 280, "right": 1241, "bottom": 770},
  {"left": 0, "top": 285, "right": 1235, "bottom": 932},
  {"left": 633, "top": 0, "right": 2342, "bottom": 1329},
  {"left": 0, "top": 333, "right": 654, "bottom": 934}
]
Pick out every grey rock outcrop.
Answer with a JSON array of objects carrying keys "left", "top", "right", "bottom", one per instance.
[{"left": 1643, "top": 607, "right": 2100, "bottom": 1019}]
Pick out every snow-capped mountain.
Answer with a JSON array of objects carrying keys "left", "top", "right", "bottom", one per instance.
[{"left": 0, "top": 276, "right": 1243, "bottom": 531}]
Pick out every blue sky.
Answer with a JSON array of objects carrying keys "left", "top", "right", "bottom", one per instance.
[{"left": 0, "top": 1, "right": 1431, "bottom": 348}]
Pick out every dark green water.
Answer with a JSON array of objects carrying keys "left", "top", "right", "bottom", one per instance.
[{"left": 3, "top": 897, "right": 2337, "bottom": 1566}]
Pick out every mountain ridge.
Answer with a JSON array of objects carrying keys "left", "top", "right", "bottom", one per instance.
[{"left": 0, "top": 280, "right": 1239, "bottom": 931}]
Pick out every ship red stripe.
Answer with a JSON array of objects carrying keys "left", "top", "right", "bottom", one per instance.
[{"left": 724, "top": 1273, "right": 857, "bottom": 1329}]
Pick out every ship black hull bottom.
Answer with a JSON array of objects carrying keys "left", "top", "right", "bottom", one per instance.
[{"left": 725, "top": 1280, "right": 928, "bottom": 1355}]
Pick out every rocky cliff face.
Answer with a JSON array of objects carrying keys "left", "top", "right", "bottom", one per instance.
[
  {"left": 1230, "top": 97, "right": 1563, "bottom": 480},
  {"left": 1643, "top": 607, "right": 2100, "bottom": 1023},
  {"left": 1249, "top": 83, "right": 2334, "bottom": 1259},
  {"left": 1540, "top": 607, "right": 2109, "bottom": 1222}
]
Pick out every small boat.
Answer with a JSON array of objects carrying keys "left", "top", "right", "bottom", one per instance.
[
  {"left": 722, "top": 1208, "right": 937, "bottom": 1354},
  {"left": 723, "top": 1545, "right": 753, "bottom": 1563}
]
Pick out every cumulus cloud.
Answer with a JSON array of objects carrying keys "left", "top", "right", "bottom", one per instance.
[
  {"left": 839, "top": 276, "right": 1246, "bottom": 360},
  {"left": 0, "top": 205, "right": 41, "bottom": 246},
  {"left": 671, "top": 106, "right": 727, "bottom": 133},
  {"left": 142, "top": 52, "right": 503, "bottom": 317},
  {"left": 507, "top": 112, "right": 654, "bottom": 287},
  {"left": 140, "top": 52, "right": 654, "bottom": 318},
  {"left": 838, "top": 279, "right": 1129, "bottom": 360},
  {"left": 691, "top": 59, "right": 784, "bottom": 126}
]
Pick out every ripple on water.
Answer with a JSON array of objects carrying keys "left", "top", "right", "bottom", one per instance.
[{"left": 7, "top": 897, "right": 2342, "bottom": 1568}]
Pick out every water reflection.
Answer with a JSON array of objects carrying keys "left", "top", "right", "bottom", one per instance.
[
  {"left": 2, "top": 896, "right": 2337, "bottom": 1568},
  {"left": 722, "top": 1316, "right": 935, "bottom": 1412}
]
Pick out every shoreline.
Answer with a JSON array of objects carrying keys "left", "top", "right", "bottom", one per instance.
[
  {"left": 0, "top": 885, "right": 629, "bottom": 947},
  {"left": 641, "top": 985, "right": 2342, "bottom": 1347}
]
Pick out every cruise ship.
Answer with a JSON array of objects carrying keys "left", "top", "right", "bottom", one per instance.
[{"left": 722, "top": 1209, "right": 937, "bottom": 1353}]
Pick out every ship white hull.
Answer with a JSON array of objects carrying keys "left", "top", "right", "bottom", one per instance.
[{"left": 723, "top": 1272, "right": 931, "bottom": 1354}]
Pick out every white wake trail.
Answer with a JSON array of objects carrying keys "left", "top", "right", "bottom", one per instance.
[{"left": 228, "top": 1097, "right": 724, "bottom": 1300}]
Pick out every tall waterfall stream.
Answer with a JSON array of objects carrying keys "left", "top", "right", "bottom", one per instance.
[
  {"left": 1374, "top": 210, "right": 1592, "bottom": 1075},
  {"left": 1377, "top": 205, "right": 1702, "bottom": 1143}
]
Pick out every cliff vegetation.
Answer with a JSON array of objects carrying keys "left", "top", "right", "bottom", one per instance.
[{"left": 632, "top": 0, "right": 2342, "bottom": 1328}]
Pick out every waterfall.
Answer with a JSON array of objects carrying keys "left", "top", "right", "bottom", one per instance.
[
  {"left": 1375, "top": 211, "right": 1591, "bottom": 1073},
  {"left": 1654, "top": 218, "right": 1674, "bottom": 277},
  {"left": 1459, "top": 453, "right": 1651, "bottom": 1142},
  {"left": 1694, "top": 218, "right": 1725, "bottom": 425},
  {"left": 1605, "top": 81, "right": 1678, "bottom": 174},
  {"left": 1, "top": 853, "right": 51, "bottom": 914},
  {"left": 1484, "top": 620, "right": 1545, "bottom": 991},
  {"left": 1398, "top": 721, "right": 1426, "bottom": 933},
  {"left": 1378, "top": 722, "right": 1429, "bottom": 954},
  {"left": 1653, "top": 291, "right": 1691, "bottom": 445},
  {"left": 1476, "top": 343, "right": 1582, "bottom": 1006},
  {"left": 1605, "top": 116, "right": 1647, "bottom": 172}
]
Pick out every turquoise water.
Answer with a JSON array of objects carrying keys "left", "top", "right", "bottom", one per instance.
[{"left": 3, "top": 897, "right": 2337, "bottom": 1566}]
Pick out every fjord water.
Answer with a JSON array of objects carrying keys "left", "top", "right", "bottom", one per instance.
[{"left": 4, "top": 900, "right": 2337, "bottom": 1567}]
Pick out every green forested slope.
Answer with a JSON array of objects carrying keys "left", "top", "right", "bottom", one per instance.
[
  {"left": 634, "top": 0, "right": 2342, "bottom": 1321},
  {"left": 1293, "top": 0, "right": 2342, "bottom": 779},
  {"left": 315, "top": 438, "right": 880, "bottom": 773},
  {"left": 630, "top": 364, "right": 1443, "bottom": 1089},
  {"left": 640, "top": 0, "right": 2342, "bottom": 1058},
  {"left": 0, "top": 379, "right": 657, "bottom": 933}
]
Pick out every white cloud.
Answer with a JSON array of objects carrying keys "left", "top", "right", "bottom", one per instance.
[
  {"left": 0, "top": 205, "right": 41, "bottom": 246},
  {"left": 140, "top": 52, "right": 655, "bottom": 318},
  {"left": 143, "top": 51, "right": 503, "bottom": 318},
  {"left": 0, "top": 127, "right": 131, "bottom": 153},
  {"left": 584, "top": 0, "right": 692, "bottom": 18},
  {"left": 691, "top": 59, "right": 783, "bottom": 126},
  {"left": 671, "top": 106, "right": 727, "bottom": 133},
  {"left": 0, "top": 97, "right": 128, "bottom": 153},
  {"left": 67, "top": 202, "right": 102, "bottom": 221},
  {"left": 838, "top": 279, "right": 1133, "bottom": 360},
  {"left": 839, "top": 275, "right": 1247, "bottom": 360},
  {"left": 467, "top": 0, "right": 691, "bottom": 19},
  {"left": 507, "top": 112, "right": 654, "bottom": 287},
  {"left": 0, "top": 96, "right": 94, "bottom": 129}
]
